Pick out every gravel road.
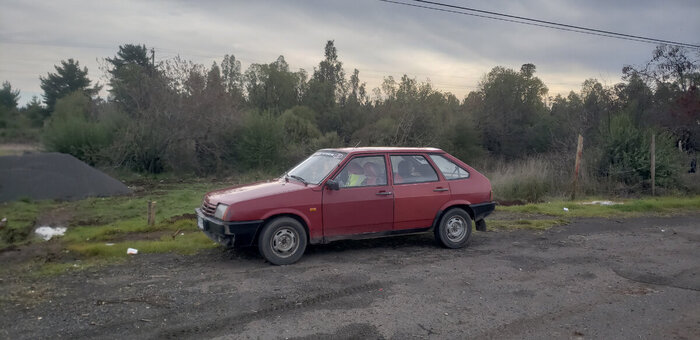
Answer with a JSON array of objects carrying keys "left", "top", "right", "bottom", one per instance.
[{"left": 1, "top": 214, "right": 698, "bottom": 339}]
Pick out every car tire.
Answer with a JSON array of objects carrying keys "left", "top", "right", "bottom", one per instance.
[
  {"left": 258, "top": 217, "right": 307, "bottom": 265},
  {"left": 435, "top": 208, "right": 472, "bottom": 249}
]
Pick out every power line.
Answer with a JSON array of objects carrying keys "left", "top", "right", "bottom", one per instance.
[{"left": 379, "top": 0, "right": 700, "bottom": 49}]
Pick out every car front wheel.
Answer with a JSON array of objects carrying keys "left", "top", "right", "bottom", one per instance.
[
  {"left": 258, "top": 217, "right": 307, "bottom": 265},
  {"left": 435, "top": 208, "right": 472, "bottom": 248}
]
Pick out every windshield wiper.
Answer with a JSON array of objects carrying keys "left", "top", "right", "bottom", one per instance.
[{"left": 288, "top": 175, "right": 308, "bottom": 186}]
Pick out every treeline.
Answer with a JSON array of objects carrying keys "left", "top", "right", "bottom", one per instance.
[{"left": 0, "top": 41, "right": 698, "bottom": 194}]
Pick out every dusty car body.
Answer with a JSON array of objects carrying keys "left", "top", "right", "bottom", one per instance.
[{"left": 195, "top": 147, "right": 495, "bottom": 264}]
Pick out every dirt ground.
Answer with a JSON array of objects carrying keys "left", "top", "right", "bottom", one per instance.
[{"left": 1, "top": 214, "right": 698, "bottom": 339}]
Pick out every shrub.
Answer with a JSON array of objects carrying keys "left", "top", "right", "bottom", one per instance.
[
  {"left": 234, "top": 111, "right": 285, "bottom": 171},
  {"left": 598, "top": 113, "right": 681, "bottom": 189},
  {"left": 42, "top": 92, "right": 114, "bottom": 165}
]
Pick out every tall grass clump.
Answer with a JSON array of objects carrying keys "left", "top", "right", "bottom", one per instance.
[{"left": 485, "top": 157, "right": 555, "bottom": 202}]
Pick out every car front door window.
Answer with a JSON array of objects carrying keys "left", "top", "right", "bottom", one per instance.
[{"left": 336, "top": 156, "right": 387, "bottom": 188}]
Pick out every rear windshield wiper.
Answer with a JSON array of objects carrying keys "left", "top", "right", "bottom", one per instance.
[{"left": 288, "top": 175, "right": 308, "bottom": 186}]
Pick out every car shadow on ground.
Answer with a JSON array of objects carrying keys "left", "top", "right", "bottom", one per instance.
[{"left": 221, "top": 232, "right": 491, "bottom": 264}]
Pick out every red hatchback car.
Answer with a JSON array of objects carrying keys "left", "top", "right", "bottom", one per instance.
[{"left": 195, "top": 147, "right": 495, "bottom": 265}]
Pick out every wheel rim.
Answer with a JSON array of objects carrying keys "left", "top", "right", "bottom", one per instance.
[
  {"left": 446, "top": 216, "right": 467, "bottom": 242},
  {"left": 270, "top": 227, "right": 299, "bottom": 258}
]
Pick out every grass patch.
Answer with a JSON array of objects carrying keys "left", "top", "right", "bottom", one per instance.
[
  {"left": 499, "top": 196, "right": 700, "bottom": 217},
  {"left": 0, "top": 200, "right": 53, "bottom": 248},
  {"left": 32, "top": 258, "right": 125, "bottom": 278},
  {"left": 63, "top": 218, "right": 196, "bottom": 243},
  {"left": 490, "top": 219, "right": 569, "bottom": 231},
  {"left": 68, "top": 232, "right": 216, "bottom": 258},
  {"left": 70, "top": 182, "right": 215, "bottom": 225}
]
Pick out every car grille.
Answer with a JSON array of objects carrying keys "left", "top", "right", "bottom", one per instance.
[{"left": 201, "top": 200, "right": 216, "bottom": 216}]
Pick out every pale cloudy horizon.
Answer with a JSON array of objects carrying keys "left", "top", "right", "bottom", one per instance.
[{"left": 1, "top": 0, "right": 699, "bottom": 106}]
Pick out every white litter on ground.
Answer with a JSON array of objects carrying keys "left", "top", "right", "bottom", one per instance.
[
  {"left": 35, "top": 226, "right": 67, "bottom": 240},
  {"left": 127, "top": 248, "right": 138, "bottom": 255},
  {"left": 582, "top": 200, "right": 622, "bottom": 205},
  {"left": 563, "top": 207, "right": 569, "bottom": 211}
]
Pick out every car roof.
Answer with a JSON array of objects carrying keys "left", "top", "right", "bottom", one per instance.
[{"left": 321, "top": 147, "right": 444, "bottom": 155}]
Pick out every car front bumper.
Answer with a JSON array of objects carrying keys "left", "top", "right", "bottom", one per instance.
[{"left": 195, "top": 208, "right": 264, "bottom": 247}]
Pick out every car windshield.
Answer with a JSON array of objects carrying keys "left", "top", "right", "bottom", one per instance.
[{"left": 285, "top": 151, "right": 346, "bottom": 185}]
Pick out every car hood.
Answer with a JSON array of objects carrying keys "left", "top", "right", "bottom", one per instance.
[{"left": 204, "top": 178, "right": 311, "bottom": 206}]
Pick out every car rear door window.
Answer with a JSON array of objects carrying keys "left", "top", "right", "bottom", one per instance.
[
  {"left": 390, "top": 155, "right": 439, "bottom": 184},
  {"left": 429, "top": 154, "right": 470, "bottom": 180},
  {"left": 335, "top": 156, "right": 388, "bottom": 188}
]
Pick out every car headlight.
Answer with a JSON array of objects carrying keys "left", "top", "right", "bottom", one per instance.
[{"left": 214, "top": 204, "right": 229, "bottom": 220}]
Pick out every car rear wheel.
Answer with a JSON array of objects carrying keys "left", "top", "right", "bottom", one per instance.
[
  {"left": 258, "top": 217, "right": 307, "bottom": 265},
  {"left": 435, "top": 208, "right": 472, "bottom": 248}
]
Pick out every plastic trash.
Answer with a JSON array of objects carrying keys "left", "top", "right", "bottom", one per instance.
[
  {"left": 563, "top": 207, "right": 569, "bottom": 211},
  {"left": 582, "top": 200, "right": 621, "bottom": 206},
  {"left": 35, "top": 226, "right": 67, "bottom": 240},
  {"left": 127, "top": 248, "right": 138, "bottom": 255}
]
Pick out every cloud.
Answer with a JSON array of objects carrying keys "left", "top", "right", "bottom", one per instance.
[{"left": 1, "top": 0, "right": 698, "bottom": 105}]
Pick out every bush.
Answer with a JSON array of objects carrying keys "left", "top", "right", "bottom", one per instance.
[
  {"left": 598, "top": 113, "right": 681, "bottom": 189},
  {"left": 42, "top": 92, "right": 115, "bottom": 165},
  {"left": 234, "top": 111, "right": 285, "bottom": 171}
]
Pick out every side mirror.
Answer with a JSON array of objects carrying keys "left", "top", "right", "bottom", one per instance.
[{"left": 326, "top": 179, "right": 340, "bottom": 191}]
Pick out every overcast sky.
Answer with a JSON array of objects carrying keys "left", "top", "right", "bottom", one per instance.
[{"left": 1, "top": 0, "right": 699, "bottom": 106}]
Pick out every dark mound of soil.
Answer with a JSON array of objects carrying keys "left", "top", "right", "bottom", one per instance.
[{"left": 0, "top": 152, "right": 130, "bottom": 202}]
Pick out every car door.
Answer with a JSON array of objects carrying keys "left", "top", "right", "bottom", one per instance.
[
  {"left": 322, "top": 155, "right": 394, "bottom": 238},
  {"left": 390, "top": 154, "right": 451, "bottom": 230}
]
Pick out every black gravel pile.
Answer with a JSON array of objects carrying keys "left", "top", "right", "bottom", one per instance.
[{"left": 0, "top": 152, "right": 130, "bottom": 202}]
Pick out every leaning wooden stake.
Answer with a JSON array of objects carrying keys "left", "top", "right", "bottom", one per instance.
[
  {"left": 147, "top": 201, "right": 157, "bottom": 226},
  {"left": 571, "top": 134, "right": 584, "bottom": 200},
  {"left": 651, "top": 134, "right": 656, "bottom": 196}
]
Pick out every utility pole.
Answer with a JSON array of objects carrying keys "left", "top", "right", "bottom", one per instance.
[{"left": 151, "top": 48, "right": 155, "bottom": 67}]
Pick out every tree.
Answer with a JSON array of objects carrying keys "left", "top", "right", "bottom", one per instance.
[
  {"left": 304, "top": 40, "right": 346, "bottom": 132},
  {"left": 107, "top": 44, "right": 153, "bottom": 73},
  {"left": 221, "top": 54, "right": 245, "bottom": 102},
  {"left": 39, "top": 59, "right": 97, "bottom": 112},
  {"left": 472, "top": 64, "right": 549, "bottom": 158},
  {"left": 106, "top": 44, "right": 155, "bottom": 112},
  {"left": 624, "top": 45, "right": 700, "bottom": 151},
  {"left": 623, "top": 45, "right": 699, "bottom": 92},
  {"left": 21, "top": 96, "right": 49, "bottom": 127},
  {"left": 245, "top": 56, "right": 303, "bottom": 113},
  {"left": 0, "top": 81, "right": 20, "bottom": 109},
  {"left": 580, "top": 79, "right": 614, "bottom": 138}
]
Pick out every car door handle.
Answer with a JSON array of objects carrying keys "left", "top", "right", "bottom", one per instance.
[
  {"left": 433, "top": 188, "right": 449, "bottom": 192},
  {"left": 376, "top": 191, "right": 393, "bottom": 196}
]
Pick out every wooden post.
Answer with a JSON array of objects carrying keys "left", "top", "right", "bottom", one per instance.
[
  {"left": 571, "top": 134, "right": 584, "bottom": 200},
  {"left": 651, "top": 134, "right": 656, "bottom": 196},
  {"left": 147, "top": 201, "right": 157, "bottom": 226}
]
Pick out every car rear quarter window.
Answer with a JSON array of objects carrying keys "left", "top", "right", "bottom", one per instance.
[
  {"left": 429, "top": 154, "right": 470, "bottom": 180},
  {"left": 390, "top": 155, "right": 439, "bottom": 184}
]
